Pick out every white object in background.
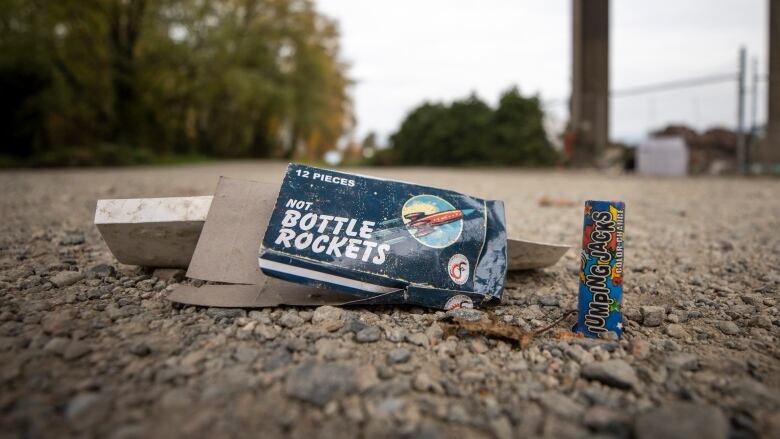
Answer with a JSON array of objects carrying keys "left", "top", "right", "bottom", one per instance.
[{"left": 637, "top": 136, "right": 689, "bottom": 176}]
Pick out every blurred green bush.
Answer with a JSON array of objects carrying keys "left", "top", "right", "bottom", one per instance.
[{"left": 377, "top": 87, "right": 558, "bottom": 166}]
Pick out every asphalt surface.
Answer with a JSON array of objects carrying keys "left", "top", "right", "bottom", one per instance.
[{"left": 1, "top": 162, "right": 779, "bottom": 438}]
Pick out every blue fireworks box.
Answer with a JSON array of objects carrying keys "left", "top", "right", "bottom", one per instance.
[
  {"left": 258, "top": 164, "right": 507, "bottom": 310},
  {"left": 573, "top": 200, "right": 626, "bottom": 338}
]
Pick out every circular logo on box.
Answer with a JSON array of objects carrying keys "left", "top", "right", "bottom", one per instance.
[
  {"left": 401, "top": 195, "right": 464, "bottom": 248},
  {"left": 444, "top": 294, "right": 474, "bottom": 310},
  {"left": 447, "top": 253, "right": 470, "bottom": 285}
]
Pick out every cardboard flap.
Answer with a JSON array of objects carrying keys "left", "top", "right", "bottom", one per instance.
[
  {"left": 168, "top": 279, "right": 359, "bottom": 307},
  {"left": 186, "top": 177, "right": 279, "bottom": 285},
  {"left": 506, "top": 238, "right": 570, "bottom": 271}
]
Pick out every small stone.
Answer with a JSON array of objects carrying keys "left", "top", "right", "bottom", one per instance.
[
  {"left": 356, "top": 326, "right": 381, "bottom": 343},
  {"left": 63, "top": 340, "right": 92, "bottom": 361},
  {"left": 629, "top": 338, "right": 651, "bottom": 360},
  {"left": 715, "top": 321, "right": 740, "bottom": 335},
  {"left": 248, "top": 311, "right": 271, "bottom": 324},
  {"left": 665, "top": 324, "right": 689, "bottom": 339},
  {"left": 60, "top": 233, "right": 86, "bottom": 246},
  {"left": 565, "top": 344, "right": 595, "bottom": 364},
  {"left": 320, "top": 319, "right": 344, "bottom": 332},
  {"left": 538, "top": 295, "right": 560, "bottom": 307},
  {"left": 44, "top": 337, "right": 70, "bottom": 355},
  {"left": 750, "top": 315, "right": 772, "bottom": 329},
  {"left": 89, "top": 264, "right": 116, "bottom": 278},
  {"left": 581, "top": 359, "right": 639, "bottom": 389},
  {"left": 666, "top": 353, "right": 699, "bottom": 371},
  {"left": 42, "top": 311, "right": 76, "bottom": 335},
  {"left": 470, "top": 339, "right": 489, "bottom": 354},
  {"left": 205, "top": 308, "right": 245, "bottom": 319},
  {"left": 152, "top": 268, "right": 185, "bottom": 282},
  {"left": 254, "top": 324, "right": 278, "bottom": 340},
  {"left": 406, "top": 333, "right": 429, "bottom": 348},
  {"left": 445, "top": 308, "right": 485, "bottom": 322},
  {"left": 50, "top": 271, "right": 85, "bottom": 287},
  {"left": 312, "top": 305, "right": 344, "bottom": 323},
  {"left": 278, "top": 312, "right": 304, "bottom": 328},
  {"left": 87, "top": 289, "right": 105, "bottom": 300},
  {"left": 285, "top": 361, "right": 356, "bottom": 406},
  {"left": 635, "top": 403, "right": 728, "bottom": 439},
  {"left": 413, "top": 372, "right": 435, "bottom": 392},
  {"left": 130, "top": 342, "right": 151, "bottom": 357},
  {"left": 386, "top": 327, "right": 408, "bottom": 342},
  {"left": 640, "top": 306, "right": 665, "bottom": 327},
  {"left": 387, "top": 348, "right": 411, "bottom": 365},
  {"left": 262, "top": 350, "right": 292, "bottom": 371},
  {"left": 66, "top": 392, "right": 104, "bottom": 426},
  {"left": 342, "top": 318, "right": 367, "bottom": 333}
]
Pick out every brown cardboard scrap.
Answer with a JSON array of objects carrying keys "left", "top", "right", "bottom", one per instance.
[
  {"left": 168, "top": 280, "right": 358, "bottom": 307},
  {"left": 171, "top": 176, "right": 345, "bottom": 307},
  {"left": 185, "top": 177, "right": 278, "bottom": 285}
]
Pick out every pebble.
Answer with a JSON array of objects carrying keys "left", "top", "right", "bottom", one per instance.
[
  {"left": 665, "top": 324, "right": 689, "bottom": 339},
  {"left": 716, "top": 321, "right": 740, "bottom": 335},
  {"left": 406, "top": 333, "right": 429, "bottom": 348},
  {"left": 665, "top": 352, "right": 699, "bottom": 371},
  {"left": 356, "top": 326, "right": 381, "bottom": 343},
  {"left": 312, "top": 306, "right": 344, "bottom": 323},
  {"left": 581, "top": 359, "right": 639, "bottom": 389},
  {"left": 66, "top": 392, "right": 104, "bottom": 425},
  {"left": 285, "top": 361, "right": 356, "bottom": 406},
  {"left": 537, "top": 295, "right": 560, "bottom": 307},
  {"left": 278, "top": 312, "right": 304, "bottom": 328},
  {"left": 320, "top": 319, "right": 344, "bottom": 332},
  {"left": 63, "top": 340, "right": 92, "bottom": 361},
  {"left": 205, "top": 308, "right": 245, "bottom": 319},
  {"left": 750, "top": 315, "right": 772, "bottom": 329},
  {"left": 151, "top": 268, "right": 185, "bottom": 282},
  {"left": 60, "top": 233, "right": 86, "bottom": 246},
  {"left": 445, "top": 308, "right": 485, "bottom": 322},
  {"left": 641, "top": 306, "right": 665, "bottom": 327},
  {"left": 635, "top": 403, "right": 729, "bottom": 439},
  {"left": 130, "top": 342, "right": 151, "bottom": 357},
  {"left": 42, "top": 311, "right": 76, "bottom": 335},
  {"left": 387, "top": 348, "right": 411, "bottom": 364},
  {"left": 89, "top": 264, "right": 116, "bottom": 278},
  {"left": 629, "top": 338, "right": 651, "bottom": 359},
  {"left": 44, "top": 337, "right": 70, "bottom": 355},
  {"left": 50, "top": 271, "right": 85, "bottom": 287}
]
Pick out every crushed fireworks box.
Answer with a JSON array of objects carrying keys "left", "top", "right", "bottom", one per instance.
[{"left": 258, "top": 164, "right": 507, "bottom": 309}]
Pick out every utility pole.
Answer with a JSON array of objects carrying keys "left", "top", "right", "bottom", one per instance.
[
  {"left": 762, "top": 0, "right": 780, "bottom": 172},
  {"left": 570, "top": 0, "right": 609, "bottom": 167},
  {"left": 736, "top": 47, "right": 747, "bottom": 174},
  {"left": 749, "top": 57, "right": 759, "bottom": 170}
]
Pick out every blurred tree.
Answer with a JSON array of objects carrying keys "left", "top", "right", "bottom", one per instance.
[
  {"left": 0, "top": 0, "right": 351, "bottom": 165},
  {"left": 492, "top": 87, "right": 558, "bottom": 165},
  {"left": 386, "top": 87, "right": 557, "bottom": 166}
]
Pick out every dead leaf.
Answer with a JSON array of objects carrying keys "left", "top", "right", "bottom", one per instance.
[{"left": 440, "top": 310, "right": 577, "bottom": 349}]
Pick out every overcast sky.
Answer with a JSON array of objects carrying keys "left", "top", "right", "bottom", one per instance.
[{"left": 317, "top": 0, "right": 769, "bottom": 144}]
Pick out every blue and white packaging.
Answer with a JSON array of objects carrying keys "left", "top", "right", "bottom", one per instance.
[{"left": 258, "top": 164, "right": 507, "bottom": 309}]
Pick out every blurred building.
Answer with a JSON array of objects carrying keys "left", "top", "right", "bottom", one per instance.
[{"left": 637, "top": 136, "right": 689, "bottom": 176}]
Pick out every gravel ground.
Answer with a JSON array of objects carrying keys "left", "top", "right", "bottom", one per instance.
[{"left": 1, "top": 161, "right": 779, "bottom": 439}]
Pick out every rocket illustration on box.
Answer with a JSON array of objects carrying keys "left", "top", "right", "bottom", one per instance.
[{"left": 404, "top": 209, "right": 466, "bottom": 237}]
